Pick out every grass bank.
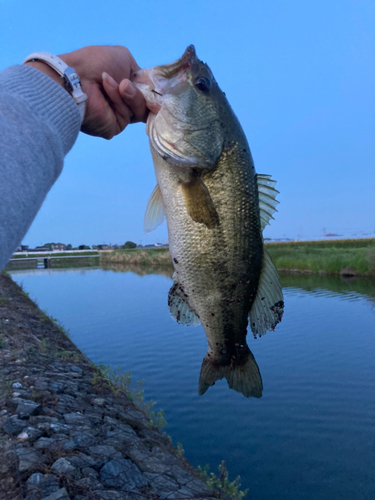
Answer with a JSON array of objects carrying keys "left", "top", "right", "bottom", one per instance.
[
  {"left": 100, "top": 247, "right": 173, "bottom": 267},
  {"left": 266, "top": 238, "right": 375, "bottom": 276},
  {"left": 101, "top": 239, "right": 375, "bottom": 276}
]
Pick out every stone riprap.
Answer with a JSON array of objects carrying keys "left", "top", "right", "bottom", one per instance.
[{"left": 0, "top": 273, "right": 216, "bottom": 500}]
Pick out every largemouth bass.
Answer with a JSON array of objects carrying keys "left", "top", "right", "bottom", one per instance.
[{"left": 134, "top": 46, "right": 284, "bottom": 398}]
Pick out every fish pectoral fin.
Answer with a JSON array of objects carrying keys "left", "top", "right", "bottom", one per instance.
[
  {"left": 168, "top": 282, "right": 200, "bottom": 326},
  {"left": 144, "top": 184, "right": 165, "bottom": 233},
  {"left": 198, "top": 350, "right": 262, "bottom": 398},
  {"left": 249, "top": 248, "right": 284, "bottom": 337},
  {"left": 256, "top": 174, "right": 279, "bottom": 231},
  {"left": 181, "top": 178, "right": 219, "bottom": 229}
]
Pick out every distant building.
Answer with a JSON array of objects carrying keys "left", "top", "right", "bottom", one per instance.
[
  {"left": 32, "top": 246, "right": 49, "bottom": 252},
  {"left": 52, "top": 243, "right": 66, "bottom": 251}
]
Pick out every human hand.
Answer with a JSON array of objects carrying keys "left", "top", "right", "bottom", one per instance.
[{"left": 26, "top": 45, "right": 148, "bottom": 139}]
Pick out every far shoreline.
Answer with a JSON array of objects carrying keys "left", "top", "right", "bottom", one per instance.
[
  {"left": 98, "top": 238, "right": 375, "bottom": 278},
  {"left": 6, "top": 238, "right": 375, "bottom": 278}
]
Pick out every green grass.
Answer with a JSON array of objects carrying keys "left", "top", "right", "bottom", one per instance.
[
  {"left": 100, "top": 247, "right": 172, "bottom": 267},
  {"left": 266, "top": 238, "right": 375, "bottom": 275},
  {"left": 198, "top": 461, "right": 248, "bottom": 500},
  {"left": 38, "top": 311, "right": 72, "bottom": 339},
  {"left": 90, "top": 364, "right": 167, "bottom": 429},
  {"left": 9, "top": 239, "right": 375, "bottom": 276},
  {"left": 101, "top": 239, "right": 375, "bottom": 275}
]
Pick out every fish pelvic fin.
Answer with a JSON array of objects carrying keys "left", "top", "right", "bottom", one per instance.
[
  {"left": 256, "top": 174, "right": 279, "bottom": 231},
  {"left": 198, "top": 349, "right": 263, "bottom": 398},
  {"left": 181, "top": 177, "right": 219, "bottom": 229},
  {"left": 249, "top": 248, "right": 284, "bottom": 337},
  {"left": 168, "top": 282, "right": 200, "bottom": 326},
  {"left": 144, "top": 184, "right": 165, "bottom": 233}
]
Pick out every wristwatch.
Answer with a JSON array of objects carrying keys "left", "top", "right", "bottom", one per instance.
[{"left": 23, "top": 52, "right": 87, "bottom": 122}]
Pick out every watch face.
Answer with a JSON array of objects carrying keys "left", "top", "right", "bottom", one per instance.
[{"left": 63, "top": 67, "right": 78, "bottom": 92}]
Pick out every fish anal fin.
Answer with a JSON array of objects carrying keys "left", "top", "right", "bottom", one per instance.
[
  {"left": 144, "top": 184, "right": 165, "bottom": 233},
  {"left": 249, "top": 247, "right": 284, "bottom": 337},
  {"left": 198, "top": 349, "right": 262, "bottom": 398},
  {"left": 168, "top": 282, "right": 200, "bottom": 326},
  {"left": 181, "top": 178, "right": 219, "bottom": 229}
]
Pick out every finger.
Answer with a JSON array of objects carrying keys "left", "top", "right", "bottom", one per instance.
[
  {"left": 119, "top": 79, "right": 148, "bottom": 123},
  {"left": 102, "top": 72, "right": 133, "bottom": 132},
  {"left": 109, "top": 45, "right": 141, "bottom": 78},
  {"left": 125, "top": 49, "right": 141, "bottom": 73}
]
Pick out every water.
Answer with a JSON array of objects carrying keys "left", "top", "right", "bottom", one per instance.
[{"left": 9, "top": 266, "right": 375, "bottom": 500}]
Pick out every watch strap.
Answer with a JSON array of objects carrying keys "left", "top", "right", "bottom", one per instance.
[{"left": 23, "top": 52, "right": 87, "bottom": 122}]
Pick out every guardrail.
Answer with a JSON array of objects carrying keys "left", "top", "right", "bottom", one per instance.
[
  {"left": 8, "top": 254, "right": 100, "bottom": 269},
  {"left": 13, "top": 249, "right": 99, "bottom": 256}
]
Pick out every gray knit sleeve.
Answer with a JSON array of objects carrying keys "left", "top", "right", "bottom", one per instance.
[{"left": 0, "top": 65, "right": 81, "bottom": 270}]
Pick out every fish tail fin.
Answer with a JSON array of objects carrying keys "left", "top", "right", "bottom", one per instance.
[{"left": 198, "top": 350, "right": 262, "bottom": 398}]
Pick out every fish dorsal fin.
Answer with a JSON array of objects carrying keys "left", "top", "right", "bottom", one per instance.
[
  {"left": 181, "top": 177, "right": 219, "bottom": 229},
  {"left": 249, "top": 248, "right": 284, "bottom": 337},
  {"left": 168, "top": 282, "right": 201, "bottom": 326},
  {"left": 144, "top": 184, "right": 165, "bottom": 233},
  {"left": 256, "top": 174, "right": 279, "bottom": 231}
]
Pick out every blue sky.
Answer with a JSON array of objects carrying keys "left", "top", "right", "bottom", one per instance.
[{"left": 1, "top": 0, "right": 374, "bottom": 246}]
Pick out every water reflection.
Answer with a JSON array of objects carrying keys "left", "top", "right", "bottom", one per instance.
[
  {"left": 101, "top": 262, "right": 174, "bottom": 278},
  {"left": 99, "top": 263, "right": 375, "bottom": 304},
  {"left": 104, "top": 262, "right": 269, "bottom": 398},
  {"left": 279, "top": 273, "right": 375, "bottom": 306},
  {"left": 8, "top": 265, "right": 375, "bottom": 499},
  {"left": 9, "top": 266, "right": 100, "bottom": 276},
  {"left": 103, "top": 266, "right": 373, "bottom": 399},
  {"left": 9, "top": 264, "right": 375, "bottom": 400}
]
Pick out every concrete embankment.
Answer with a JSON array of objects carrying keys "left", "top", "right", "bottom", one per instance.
[{"left": 0, "top": 273, "right": 216, "bottom": 500}]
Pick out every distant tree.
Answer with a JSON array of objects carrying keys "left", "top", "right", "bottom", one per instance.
[
  {"left": 66, "top": 244, "right": 72, "bottom": 250},
  {"left": 123, "top": 241, "right": 137, "bottom": 249},
  {"left": 97, "top": 245, "right": 103, "bottom": 250},
  {"left": 79, "top": 245, "right": 90, "bottom": 250},
  {"left": 43, "top": 243, "right": 54, "bottom": 250}
]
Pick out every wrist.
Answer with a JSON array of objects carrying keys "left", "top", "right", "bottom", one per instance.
[
  {"left": 23, "top": 52, "right": 87, "bottom": 122},
  {"left": 25, "top": 60, "right": 67, "bottom": 91}
]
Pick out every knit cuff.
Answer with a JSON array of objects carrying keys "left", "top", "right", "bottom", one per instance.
[{"left": 0, "top": 65, "right": 81, "bottom": 155}]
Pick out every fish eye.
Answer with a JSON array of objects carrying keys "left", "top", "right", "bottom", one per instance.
[{"left": 195, "top": 77, "right": 211, "bottom": 93}]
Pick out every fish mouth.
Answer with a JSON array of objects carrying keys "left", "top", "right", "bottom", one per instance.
[
  {"left": 133, "top": 45, "right": 217, "bottom": 167},
  {"left": 132, "top": 45, "right": 201, "bottom": 114},
  {"left": 152, "top": 44, "right": 198, "bottom": 79}
]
